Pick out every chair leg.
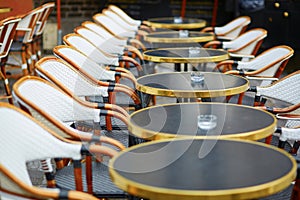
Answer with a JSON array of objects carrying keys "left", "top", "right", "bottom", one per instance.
[
  {"left": 21, "top": 45, "right": 30, "bottom": 77},
  {"left": 290, "top": 141, "right": 300, "bottom": 155},
  {"left": 265, "top": 135, "right": 273, "bottom": 145},
  {"left": 237, "top": 92, "right": 245, "bottom": 104},
  {"left": 0, "top": 62, "right": 13, "bottom": 104}
]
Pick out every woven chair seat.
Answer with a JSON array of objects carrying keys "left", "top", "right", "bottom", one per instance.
[{"left": 55, "top": 162, "right": 128, "bottom": 198}]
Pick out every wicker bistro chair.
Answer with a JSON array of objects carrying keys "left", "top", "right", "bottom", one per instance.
[
  {"left": 52, "top": 45, "right": 155, "bottom": 106},
  {"left": 81, "top": 21, "right": 146, "bottom": 51},
  {"left": 73, "top": 26, "right": 144, "bottom": 62},
  {"left": 12, "top": 77, "right": 132, "bottom": 198},
  {"left": 0, "top": 102, "right": 119, "bottom": 200},
  {"left": 107, "top": 4, "right": 155, "bottom": 33},
  {"left": 203, "top": 28, "right": 267, "bottom": 61},
  {"left": 6, "top": 6, "right": 44, "bottom": 77},
  {"left": 215, "top": 45, "right": 294, "bottom": 104},
  {"left": 32, "top": 2, "right": 55, "bottom": 61},
  {"left": 93, "top": 13, "right": 146, "bottom": 40},
  {"left": 53, "top": 45, "right": 137, "bottom": 88},
  {"left": 107, "top": 4, "right": 142, "bottom": 27},
  {"left": 63, "top": 33, "right": 143, "bottom": 73},
  {"left": 34, "top": 57, "right": 141, "bottom": 129},
  {"left": 0, "top": 16, "right": 21, "bottom": 104},
  {"left": 245, "top": 70, "right": 300, "bottom": 145},
  {"left": 102, "top": 8, "right": 152, "bottom": 34},
  {"left": 201, "top": 16, "right": 251, "bottom": 41}
]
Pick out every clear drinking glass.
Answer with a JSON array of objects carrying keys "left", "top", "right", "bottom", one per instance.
[
  {"left": 174, "top": 16, "right": 183, "bottom": 23},
  {"left": 188, "top": 47, "right": 201, "bottom": 57},
  {"left": 179, "top": 30, "right": 189, "bottom": 37},
  {"left": 191, "top": 71, "right": 204, "bottom": 83},
  {"left": 197, "top": 114, "right": 217, "bottom": 130}
]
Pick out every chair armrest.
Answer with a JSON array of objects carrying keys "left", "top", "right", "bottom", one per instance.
[
  {"left": 203, "top": 40, "right": 221, "bottom": 48},
  {"left": 245, "top": 76, "right": 279, "bottom": 81},
  {"left": 229, "top": 53, "right": 255, "bottom": 59},
  {"left": 200, "top": 26, "right": 214, "bottom": 33},
  {"left": 276, "top": 114, "right": 300, "bottom": 120},
  {"left": 213, "top": 60, "right": 235, "bottom": 72},
  {"left": 128, "top": 38, "right": 146, "bottom": 51},
  {"left": 258, "top": 103, "right": 300, "bottom": 114},
  {"left": 216, "top": 36, "right": 234, "bottom": 41}
]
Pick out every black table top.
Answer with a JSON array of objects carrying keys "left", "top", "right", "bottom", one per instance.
[
  {"left": 128, "top": 102, "right": 276, "bottom": 141},
  {"left": 146, "top": 17, "right": 206, "bottom": 29},
  {"left": 109, "top": 138, "right": 296, "bottom": 200},
  {"left": 136, "top": 72, "right": 249, "bottom": 98},
  {"left": 144, "top": 31, "right": 214, "bottom": 43},
  {"left": 143, "top": 47, "right": 229, "bottom": 63}
]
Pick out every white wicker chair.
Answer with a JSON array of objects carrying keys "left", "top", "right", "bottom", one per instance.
[
  {"left": 248, "top": 70, "right": 300, "bottom": 133},
  {"left": 63, "top": 33, "right": 142, "bottom": 72},
  {"left": 107, "top": 4, "right": 142, "bottom": 27},
  {"left": 204, "top": 28, "right": 267, "bottom": 61},
  {"left": 34, "top": 57, "right": 140, "bottom": 130},
  {"left": 102, "top": 8, "right": 139, "bottom": 32},
  {"left": 0, "top": 102, "right": 118, "bottom": 200},
  {"left": 217, "top": 45, "right": 294, "bottom": 86},
  {"left": 7, "top": 6, "right": 44, "bottom": 76},
  {"left": 74, "top": 26, "right": 125, "bottom": 55},
  {"left": 32, "top": 2, "right": 55, "bottom": 61},
  {"left": 201, "top": 16, "right": 251, "bottom": 41},
  {"left": 93, "top": 13, "right": 138, "bottom": 39},
  {"left": 81, "top": 21, "right": 146, "bottom": 51},
  {"left": 74, "top": 26, "right": 144, "bottom": 61},
  {"left": 0, "top": 16, "right": 21, "bottom": 104},
  {"left": 53, "top": 45, "right": 137, "bottom": 87},
  {"left": 35, "top": 56, "right": 140, "bottom": 107}
]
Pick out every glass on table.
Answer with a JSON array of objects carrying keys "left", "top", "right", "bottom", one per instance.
[
  {"left": 179, "top": 30, "right": 189, "bottom": 37},
  {"left": 197, "top": 114, "right": 217, "bottom": 130},
  {"left": 190, "top": 71, "right": 204, "bottom": 83},
  {"left": 189, "top": 47, "right": 201, "bottom": 57},
  {"left": 174, "top": 16, "right": 183, "bottom": 23}
]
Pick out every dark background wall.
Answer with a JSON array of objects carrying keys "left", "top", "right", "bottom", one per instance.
[{"left": 2, "top": 0, "right": 298, "bottom": 73}]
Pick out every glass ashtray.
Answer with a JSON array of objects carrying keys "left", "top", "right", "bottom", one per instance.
[
  {"left": 191, "top": 71, "right": 204, "bottom": 83},
  {"left": 197, "top": 114, "right": 217, "bottom": 130},
  {"left": 174, "top": 17, "right": 183, "bottom": 23},
  {"left": 189, "top": 47, "right": 201, "bottom": 56},
  {"left": 179, "top": 30, "right": 189, "bottom": 37}
]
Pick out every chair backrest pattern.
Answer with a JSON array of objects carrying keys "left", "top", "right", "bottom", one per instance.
[
  {"left": 223, "top": 28, "right": 267, "bottom": 55},
  {"left": 35, "top": 57, "right": 109, "bottom": 98},
  {"left": 214, "top": 16, "right": 251, "bottom": 40},
  {"left": 237, "top": 45, "right": 293, "bottom": 77},
  {"left": 93, "top": 14, "right": 136, "bottom": 38},
  {"left": 257, "top": 71, "right": 300, "bottom": 105},
  {"left": 0, "top": 17, "right": 21, "bottom": 58},
  {"left": 13, "top": 77, "right": 101, "bottom": 124},
  {"left": 81, "top": 21, "right": 127, "bottom": 46},
  {"left": 0, "top": 104, "right": 82, "bottom": 189},
  {"left": 108, "top": 4, "right": 141, "bottom": 26},
  {"left": 53, "top": 45, "right": 116, "bottom": 81},
  {"left": 102, "top": 9, "right": 138, "bottom": 31},
  {"left": 74, "top": 26, "right": 124, "bottom": 55},
  {"left": 63, "top": 33, "right": 119, "bottom": 66}
]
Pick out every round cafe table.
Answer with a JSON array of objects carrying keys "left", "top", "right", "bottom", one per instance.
[
  {"left": 109, "top": 138, "right": 297, "bottom": 200},
  {"left": 144, "top": 31, "right": 214, "bottom": 44},
  {"left": 136, "top": 72, "right": 249, "bottom": 99},
  {"left": 143, "top": 47, "right": 228, "bottom": 71},
  {"left": 128, "top": 102, "right": 276, "bottom": 141},
  {"left": 145, "top": 17, "right": 206, "bottom": 30}
]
